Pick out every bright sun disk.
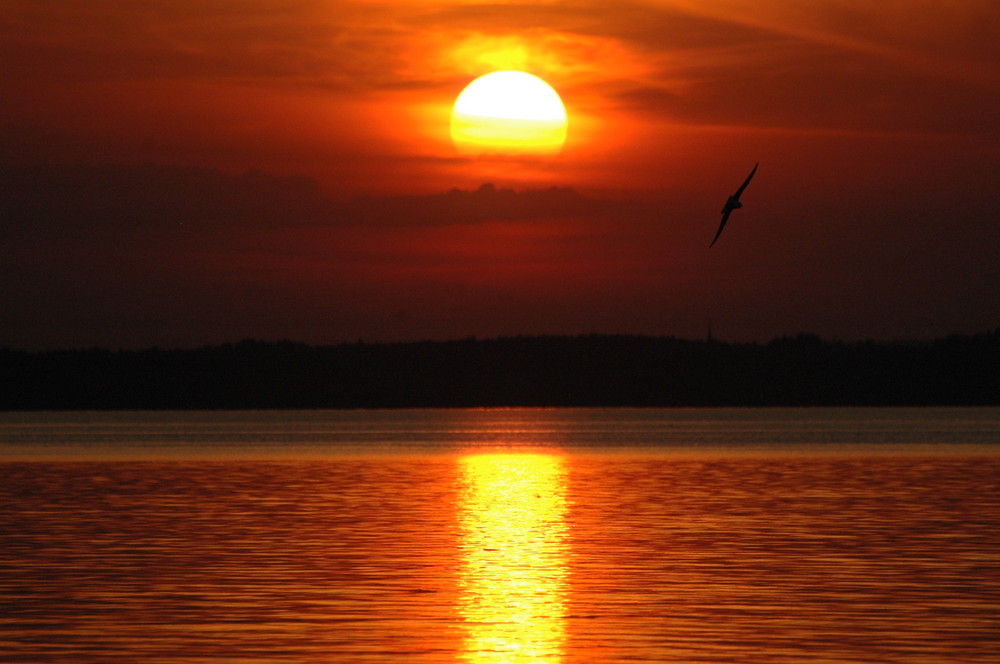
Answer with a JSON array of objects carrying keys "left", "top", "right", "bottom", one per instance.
[{"left": 451, "top": 70, "right": 568, "bottom": 157}]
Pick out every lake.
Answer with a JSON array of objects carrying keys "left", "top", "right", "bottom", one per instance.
[{"left": 2, "top": 407, "right": 999, "bottom": 663}]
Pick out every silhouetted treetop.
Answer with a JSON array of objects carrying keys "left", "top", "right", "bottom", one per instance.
[{"left": 2, "top": 332, "right": 998, "bottom": 410}]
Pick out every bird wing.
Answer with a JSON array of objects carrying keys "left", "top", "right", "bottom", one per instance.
[
  {"left": 732, "top": 162, "right": 758, "bottom": 199},
  {"left": 709, "top": 163, "right": 757, "bottom": 248},
  {"left": 709, "top": 209, "right": 732, "bottom": 247}
]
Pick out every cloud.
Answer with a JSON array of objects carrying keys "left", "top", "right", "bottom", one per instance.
[
  {"left": 572, "top": 0, "right": 1000, "bottom": 135},
  {"left": 5, "top": 0, "right": 996, "bottom": 185},
  {"left": 0, "top": 0, "right": 422, "bottom": 93},
  {"left": 660, "top": 0, "right": 1000, "bottom": 87},
  {"left": 2, "top": 163, "right": 328, "bottom": 238},
  {"left": 345, "top": 182, "right": 625, "bottom": 227},
  {"left": 401, "top": 1, "right": 1000, "bottom": 135},
  {"left": 0, "top": 160, "right": 662, "bottom": 348},
  {"left": 1, "top": 162, "right": 637, "bottom": 243}
]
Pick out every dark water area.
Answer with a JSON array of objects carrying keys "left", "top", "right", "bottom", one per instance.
[{"left": 2, "top": 408, "right": 999, "bottom": 662}]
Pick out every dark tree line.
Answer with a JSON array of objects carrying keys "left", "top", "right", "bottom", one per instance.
[{"left": 2, "top": 332, "right": 999, "bottom": 410}]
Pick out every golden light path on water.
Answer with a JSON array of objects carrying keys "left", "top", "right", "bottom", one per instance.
[{"left": 457, "top": 454, "right": 570, "bottom": 664}]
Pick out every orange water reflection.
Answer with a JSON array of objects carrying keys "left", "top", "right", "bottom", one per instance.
[{"left": 457, "top": 454, "right": 569, "bottom": 664}]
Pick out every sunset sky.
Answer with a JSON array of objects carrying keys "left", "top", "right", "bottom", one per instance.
[{"left": 3, "top": 0, "right": 999, "bottom": 349}]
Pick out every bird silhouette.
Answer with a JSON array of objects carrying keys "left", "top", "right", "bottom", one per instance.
[{"left": 710, "top": 163, "right": 758, "bottom": 247}]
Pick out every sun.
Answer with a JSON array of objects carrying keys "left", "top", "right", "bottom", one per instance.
[{"left": 451, "top": 71, "right": 568, "bottom": 157}]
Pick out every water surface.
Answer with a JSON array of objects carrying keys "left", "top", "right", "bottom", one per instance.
[{"left": 2, "top": 408, "right": 998, "bottom": 662}]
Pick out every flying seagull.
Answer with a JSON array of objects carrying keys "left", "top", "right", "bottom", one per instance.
[{"left": 710, "top": 162, "right": 758, "bottom": 247}]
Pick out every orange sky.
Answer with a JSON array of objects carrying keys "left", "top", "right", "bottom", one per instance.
[{"left": 2, "top": 1, "right": 999, "bottom": 348}]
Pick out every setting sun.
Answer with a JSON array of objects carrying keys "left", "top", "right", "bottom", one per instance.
[{"left": 451, "top": 71, "right": 568, "bottom": 157}]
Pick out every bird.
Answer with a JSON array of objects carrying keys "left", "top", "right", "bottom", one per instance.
[{"left": 710, "top": 162, "right": 758, "bottom": 247}]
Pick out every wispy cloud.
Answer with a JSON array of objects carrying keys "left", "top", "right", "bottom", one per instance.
[{"left": 662, "top": 0, "right": 1000, "bottom": 87}]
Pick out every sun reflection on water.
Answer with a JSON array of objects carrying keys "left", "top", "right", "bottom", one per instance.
[{"left": 457, "top": 453, "right": 569, "bottom": 664}]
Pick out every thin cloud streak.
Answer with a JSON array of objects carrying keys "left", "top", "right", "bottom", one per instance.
[{"left": 662, "top": 0, "right": 1000, "bottom": 87}]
